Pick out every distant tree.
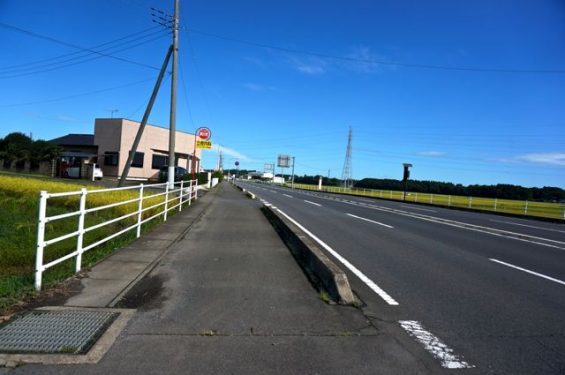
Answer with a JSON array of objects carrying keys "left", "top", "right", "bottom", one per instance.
[{"left": 1, "top": 132, "right": 32, "bottom": 163}]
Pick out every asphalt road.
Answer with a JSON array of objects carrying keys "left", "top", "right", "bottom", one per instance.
[{"left": 238, "top": 181, "right": 565, "bottom": 374}]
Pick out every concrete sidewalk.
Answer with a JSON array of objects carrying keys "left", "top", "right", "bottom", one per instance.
[{"left": 10, "top": 182, "right": 440, "bottom": 374}]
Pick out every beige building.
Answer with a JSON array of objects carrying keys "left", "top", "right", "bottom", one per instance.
[{"left": 94, "top": 118, "right": 201, "bottom": 180}]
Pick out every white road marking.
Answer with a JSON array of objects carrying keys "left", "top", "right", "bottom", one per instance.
[
  {"left": 273, "top": 207, "right": 399, "bottom": 306},
  {"left": 304, "top": 200, "right": 322, "bottom": 207},
  {"left": 401, "top": 204, "right": 437, "bottom": 213},
  {"left": 283, "top": 194, "right": 293, "bottom": 198},
  {"left": 490, "top": 219, "right": 565, "bottom": 234},
  {"left": 302, "top": 193, "right": 565, "bottom": 251},
  {"left": 399, "top": 320, "right": 474, "bottom": 369},
  {"left": 346, "top": 213, "right": 394, "bottom": 229},
  {"left": 490, "top": 259, "right": 565, "bottom": 286},
  {"left": 269, "top": 190, "right": 278, "bottom": 194}
]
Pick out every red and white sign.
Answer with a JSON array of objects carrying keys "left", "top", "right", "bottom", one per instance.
[{"left": 196, "top": 127, "right": 211, "bottom": 140}]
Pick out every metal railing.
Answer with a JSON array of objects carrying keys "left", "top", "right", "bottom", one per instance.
[
  {"left": 35, "top": 180, "right": 198, "bottom": 290},
  {"left": 286, "top": 183, "right": 565, "bottom": 221}
]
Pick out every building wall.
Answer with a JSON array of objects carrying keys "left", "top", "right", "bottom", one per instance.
[{"left": 94, "top": 118, "right": 201, "bottom": 180}]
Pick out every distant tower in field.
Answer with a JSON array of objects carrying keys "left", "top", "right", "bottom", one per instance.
[
  {"left": 341, "top": 127, "right": 353, "bottom": 188},
  {"left": 218, "top": 148, "right": 224, "bottom": 171}
]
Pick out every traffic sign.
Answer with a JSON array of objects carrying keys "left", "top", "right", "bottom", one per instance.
[
  {"left": 196, "top": 140, "right": 212, "bottom": 149},
  {"left": 196, "top": 127, "right": 211, "bottom": 140},
  {"left": 235, "top": 161, "right": 240, "bottom": 167}
]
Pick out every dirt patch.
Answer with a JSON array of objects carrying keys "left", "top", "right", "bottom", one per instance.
[
  {"left": 0, "top": 276, "right": 84, "bottom": 323},
  {"left": 115, "top": 274, "right": 167, "bottom": 311}
]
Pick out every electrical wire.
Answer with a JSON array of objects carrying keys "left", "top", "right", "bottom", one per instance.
[
  {"left": 0, "top": 22, "right": 164, "bottom": 74},
  {"left": 0, "top": 77, "right": 156, "bottom": 108},
  {"left": 187, "top": 28, "right": 565, "bottom": 75},
  {"left": 0, "top": 26, "right": 163, "bottom": 72}
]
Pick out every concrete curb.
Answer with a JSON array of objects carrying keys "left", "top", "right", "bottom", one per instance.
[
  {"left": 246, "top": 191, "right": 256, "bottom": 199},
  {"left": 260, "top": 204, "right": 356, "bottom": 305}
]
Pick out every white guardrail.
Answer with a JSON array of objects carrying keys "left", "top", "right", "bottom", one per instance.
[{"left": 35, "top": 180, "right": 198, "bottom": 290}]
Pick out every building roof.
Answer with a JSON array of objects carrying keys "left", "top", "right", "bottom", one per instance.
[{"left": 49, "top": 134, "right": 94, "bottom": 146}]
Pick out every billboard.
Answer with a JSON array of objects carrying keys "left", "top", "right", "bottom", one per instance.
[{"left": 277, "top": 155, "right": 290, "bottom": 168}]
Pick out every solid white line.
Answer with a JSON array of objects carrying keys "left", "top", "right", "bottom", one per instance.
[
  {"left": 489, "top": 259, "right": 565, "bottom": 286},
  {"left": 400, "top": 204, "right": 437, "bottom": 213},
  {"left": 304, "top": 200, "right": 322, "bottom": 207},
  {"left": 283, "top": 194, "right": 293, "bottom": 198},
  {"left": 399, "top": 320, "right": 474, "bottom": 369},
  {"left": 490, "top": 219, "right": 565, "bottom": 234},
  {"left": 347, "top": 213, "right": 394, "bottom": 229},
  {"left": 274, "top": 207, "right": 399, "bottom": 305}
]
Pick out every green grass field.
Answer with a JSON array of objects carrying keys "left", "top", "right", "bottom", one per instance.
[
  {"left": 289, "top": 183, "right": 565, "bottom": 221},
  {"left": 0, "top": 175, "right": 172, "bottom": 314}
]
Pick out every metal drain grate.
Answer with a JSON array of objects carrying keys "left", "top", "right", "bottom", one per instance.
[{"left": 0, "top": 310, "right": 119, "bottom": 354}]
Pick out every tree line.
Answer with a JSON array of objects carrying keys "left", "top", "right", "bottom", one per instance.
[
  {"left": 294, "top": 175, "right": 565, "bottom": 202},
  {"left": 0, "top": 132, "right": 61, "bottom": 169}
]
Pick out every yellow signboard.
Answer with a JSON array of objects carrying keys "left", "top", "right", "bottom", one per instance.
[{"left": 196, "top": 140, "right": 212, "bottom": 149}]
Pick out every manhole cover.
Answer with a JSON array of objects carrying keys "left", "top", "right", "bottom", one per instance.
[{"left": 0, "top": 310, "right": 119, "bottom": 354}]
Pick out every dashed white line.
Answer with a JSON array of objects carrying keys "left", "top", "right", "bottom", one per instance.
[
  {"left": 490, "top": 219, "right": 565, "bottom": 234},
  {"left": 401, "top": 204, "right": 437, "bottom": 213},
  {"left": 273, "top": 206, "right": 399, "bottom": 306},
  {"left": 399, "top": 320, "right": 474, "bottom": 369},
  {"left": 346, "top": 213, "right": 394, "bottom": 229},
  {"left": 304, "top": 200, "right": 322, "bottom": 207},
  {"left": 490, "top": 259, "right": 565, "bottom": 286},
  {"left": 283, "top": 194, "right": 293, "bottom": 198}
]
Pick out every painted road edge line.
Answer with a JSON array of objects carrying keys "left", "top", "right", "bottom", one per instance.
[
  {"left": 490, "top": 259, "right": 565, "bottom": 286},
  {"left": 399, "top": 320, "right": 474, "bottom": 369},
  {"left": 274, "top": 207, "right": 399, "bottom": 306},
  {"left": 347, "top": 213, "right": 394, "bottom": 229},
  {"left": 304, "top": 200, "right": 322, "bottom": 207}
]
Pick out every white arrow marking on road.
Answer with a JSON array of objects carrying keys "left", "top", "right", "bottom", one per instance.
[
  {"left": 347, "top": 213, "right": 394, "bottom": 229},
  {"left": 490, "top": 259, "right": 565, "bottom": 286},
  {"left": 304, "top": 200, "right": 321, "bottom": 207}
]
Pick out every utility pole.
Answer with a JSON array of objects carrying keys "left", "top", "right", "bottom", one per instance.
[
  {"left": 291, "top": 156, "right": 295, "bottom": 189},
  {"left": 167, "top": 0, "right": 179, "bottom": 188},
  {"left": 402, "top": 163, "right": 413, "bottom": 201}
]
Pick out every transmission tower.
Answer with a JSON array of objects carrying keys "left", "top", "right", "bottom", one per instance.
[{"left": 341, "top": 127, "right": 353, "bottom": 188}]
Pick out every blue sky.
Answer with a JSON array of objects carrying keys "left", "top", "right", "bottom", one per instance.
[{"left": 1, "top": 0, "right": 564, "bottom": 187}]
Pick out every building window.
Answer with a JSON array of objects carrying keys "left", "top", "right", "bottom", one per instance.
[
  {"left": 152, "top": 154, "right": 168, "bottom": 169},
  {"left": 131, "top": 151, "right": 144, "bottom": 168},
  {"left": 104, "top": 152, "right": 119, "bottom": 166}
]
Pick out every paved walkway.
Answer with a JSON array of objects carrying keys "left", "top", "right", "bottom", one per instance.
[{"left": 9, "top": 183, "right": 439, "bottom": 374}]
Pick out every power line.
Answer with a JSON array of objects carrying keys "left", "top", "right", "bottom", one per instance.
[
  {"left": 0, "top": 22, "right": 163, "bottom": 73},
  {"left": 0, "top": 26, "right": 163, "bottom": 72},
  {"left": 0, "top": 77, "right": 156, "bottom": 108},
  {"left": 187, "top": 28, "right": 565, "bottom": 75}
]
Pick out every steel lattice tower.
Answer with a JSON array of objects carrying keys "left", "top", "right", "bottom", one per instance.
[{"left": 341, "top": 127, "right": 353, "bottom": 188}]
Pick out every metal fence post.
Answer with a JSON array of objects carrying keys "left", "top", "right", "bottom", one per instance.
[
  {"left": 390, "top": 190, "right": 393, "bottom": 199},
  {"left": 494, "top": 198, "right": 497, "bottom": 211},
  {"left": 524, "top": 200, "right": 528, "bottom": 215},
  {"left": 195, "top": 180, "right": 198, "bottom": 200},
  {"left": 448, "top": 195, "right": 451, "bottom": 207},
  {"left": 75, "top": 188, "right": 87, "bottom": 273},
  {"left": 137, "top": 184, "right": 144, "bottom": 238},
  {"left": 430, "top": 194, "right": 433, "bottom": 204},
  {"left": 164, "top": 183, "right": 170, "bottom": 221},
  {"left": 179, "top": 180, "right": 184, "bottom": 212},
  {"left": 469, "top": 196, "right": 472, "bottom": 208},
  {"left": 35, "top": 191, "right": 48, "bottom": 291},
  {"left": 415, "top": 193, "right": 418, "bottom": 202}
]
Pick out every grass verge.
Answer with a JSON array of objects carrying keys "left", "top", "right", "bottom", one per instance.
[{"left": 0, "top": 175, "right": 184, "bottom": 314}]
